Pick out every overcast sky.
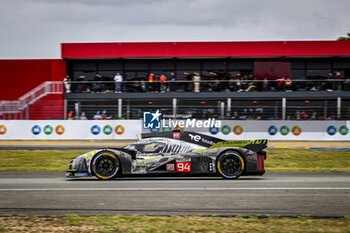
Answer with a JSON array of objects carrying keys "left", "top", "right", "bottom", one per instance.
[{"left": 1, "top": 0, "right": 350, "bottom": 59}]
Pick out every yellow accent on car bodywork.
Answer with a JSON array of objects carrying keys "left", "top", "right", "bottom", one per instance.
[
  {"left": 209, "top": 139, "right": 267, "bottom": 149},
  {"left": 103, "top": 152, "right": 116, "bottom": 159}
]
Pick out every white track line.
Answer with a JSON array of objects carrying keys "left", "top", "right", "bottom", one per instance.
[{"left": 0, "top": 187, "right": 349, "bottom": 191}]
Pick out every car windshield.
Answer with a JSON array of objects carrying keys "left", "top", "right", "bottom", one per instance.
[{"left": 143, "top": 142, "right": 166, "bottom": 153}]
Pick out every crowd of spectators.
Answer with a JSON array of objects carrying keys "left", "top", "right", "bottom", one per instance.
[{"left": 64, "top": 71, "right": 350, "bottom": 94}]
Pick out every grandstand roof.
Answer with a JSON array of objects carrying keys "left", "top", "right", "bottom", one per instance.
[{"left": 61, "top": 41, "right": 350, "bottom": 59}]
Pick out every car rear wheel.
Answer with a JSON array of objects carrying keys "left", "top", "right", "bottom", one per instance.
[
  {"left": 217, "top": 151, "right": 244, "bottom": 179},
  {"left": 92, "top": 151, "right": 120, "bottom": 180}
]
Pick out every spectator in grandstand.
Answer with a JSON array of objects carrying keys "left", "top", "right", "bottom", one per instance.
[
  {"left": 335, "top": 71, "right": 343, "bottom": 91},
  {"left": 140, "top": 78, "right": 147, "bottom": 92},
  {"left": 148, "top": 73, "right": 155, "bottom": 92},
  {"left": 262, "top": 78, "right": 269, "bottom": 92},
  {"left": 80, "top": 112, "right": 87, "bottom": 120},
  {"left": 64, "top": 75, "right": 71, "bottom": 93},
  {"left": 92, "top": 74, "right": 103, "bottom": 92},
  {"left": 228, "top": 77, "right": 235, "bottom": 91},
  {"left": 241, "top": 75, "right": 248, "bottom": 90},
  {"left": 327, "top": 72, "right": 336, "bottom": 91},
  {"left": 76, "top": 75, "right": 85, "bottom": 92},
  {"left": 159, "top": 74, "right": 167, "bottom": 93},
  {"left": 245, "top": 75, "right": 256, "bottom": 92},
  {"left": 285, "top": 77, "right": 292, "bottom": 91},
  {"left": 344, "top": 77, "right": 350, "bottom": 91},
  {"left": 301, "top": 111, "right": 309, "bottom": 120},
  {"left": 93, "top": 111, "right": 102, "bottom": 120},
  {"left": 212, "top": 79, "right": 221, "bottom": 92},
  {"left": 311, "top": 111, "right": 317, "bottom": 120},
  {"left": 169, "top": 72, "right": 176, "bottom": 91},
  {"left": 114, "top": 72, "right": 123, "bottom": 93},
  {"left": 193, "top": 73, "right": 201, "bottom": 92},
  {"left": 234, "top": 78, "right": 242, "bottom": 92},
  {"left": 101, "top": 110, "right": 107, "bottom": 119},
  {"left": 295, "top": 111, "right": 301, "bottom": 120},
  {"left": 276, "top": 77, "right": 285, "bottom": 91},
  {"left": 67, "top": 111, "right": 74, "bottom": 120},
  {"left": 231, "top": 111, "right": 239, "bottom": 120}
]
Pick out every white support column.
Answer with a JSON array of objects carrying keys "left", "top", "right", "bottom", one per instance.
[
  {"left": 74, "top": 102, "right": 80, "bottom": 119},
  {"left": 118, "top": 98, "right": 122, "bottom": 119},
  {"left": 172, "top": 98, "right": 177, "bottom": 116},
  {"left": 227, "top": 98, "right": 231, "bottom": 112},
  {"left": 220, "top": 101, "right": 225, "bottom": 119},
  {"left": 337, "top": 97, "right": 341, "bottom": 119},
  {"left": 282, "top": 98, "right": 286, "bottom": 120}
]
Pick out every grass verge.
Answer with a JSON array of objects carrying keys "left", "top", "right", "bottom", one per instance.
[
  {"left": 0, "top": 215, "right": 349, "bottom": 233},
  {"left": 0, "top": 149, "right": 349, "bottom": 172}
]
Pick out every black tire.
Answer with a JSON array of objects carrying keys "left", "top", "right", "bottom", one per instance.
[
  {"left": 91, "top": 151, "right": 120, "bottom": 180},
  {"left": 217, "top": 151, "right": 244, "bottom": 179}
]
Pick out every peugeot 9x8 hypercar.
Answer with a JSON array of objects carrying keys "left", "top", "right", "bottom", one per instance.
[{"left": 66, "top": 131, "right": 267, "bottom": 180}]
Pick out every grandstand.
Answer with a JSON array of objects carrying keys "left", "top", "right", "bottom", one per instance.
[{"left": 1, "top": 41, "right": 350, "bottom": 120}]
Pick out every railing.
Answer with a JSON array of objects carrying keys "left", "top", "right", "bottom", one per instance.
[
  {"left": 0, "top": 81, "right": 64, "bottom": 115},
  {"left": 64, "top": 79, "right": 350, "bottom": 93}
]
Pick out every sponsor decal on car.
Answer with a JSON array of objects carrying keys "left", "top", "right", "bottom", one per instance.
[
  {"left": 176, "top": 162, "right": 191, "bottom": 172},
  {"left": 166, "top": 163, "right": 175, "bottom": 171}
]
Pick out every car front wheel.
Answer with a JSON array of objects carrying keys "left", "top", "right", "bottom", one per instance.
[{"left": 92, "top": 151, "right": 120, "bottom": 180}]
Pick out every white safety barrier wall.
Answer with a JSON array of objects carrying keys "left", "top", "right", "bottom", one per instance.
[{"left": 0, "top": 120, "right": 349, "bottom": 140}]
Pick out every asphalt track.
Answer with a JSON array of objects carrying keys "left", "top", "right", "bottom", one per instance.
[{"left": 0, "top": 172, "right": 349, "bottom": 217}]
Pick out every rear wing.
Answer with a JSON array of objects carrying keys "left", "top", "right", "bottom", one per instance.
[{"left": 141, "top": 131, "right": 267, "bottom": 152}]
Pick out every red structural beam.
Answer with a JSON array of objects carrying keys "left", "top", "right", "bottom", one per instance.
[{"left": 61, "top": 41, "right": 350, "bottom": 58}]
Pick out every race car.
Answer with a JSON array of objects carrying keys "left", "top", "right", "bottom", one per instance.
[{"left": 66, "top": 131, "right": 267, "bottom": 180}]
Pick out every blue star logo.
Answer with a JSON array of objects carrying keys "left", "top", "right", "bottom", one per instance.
[{"left": 143, "top": 110, "right": 162, "bottom": 129}]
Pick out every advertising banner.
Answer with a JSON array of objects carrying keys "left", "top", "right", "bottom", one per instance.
[
  {"left": 0, "top": 120, "right": 349, "bottom": 140},
  {"left": 0, "top": 120, "right": 141, "bottom": 140}
]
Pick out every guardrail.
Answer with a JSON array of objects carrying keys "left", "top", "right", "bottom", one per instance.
[{"left": 64, "top": 79, "right": 350, "bottom": 93}]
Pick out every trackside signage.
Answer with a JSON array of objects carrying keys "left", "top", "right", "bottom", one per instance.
[{"left": 0, "top": 120, "right": 349, "bottom": 140}]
